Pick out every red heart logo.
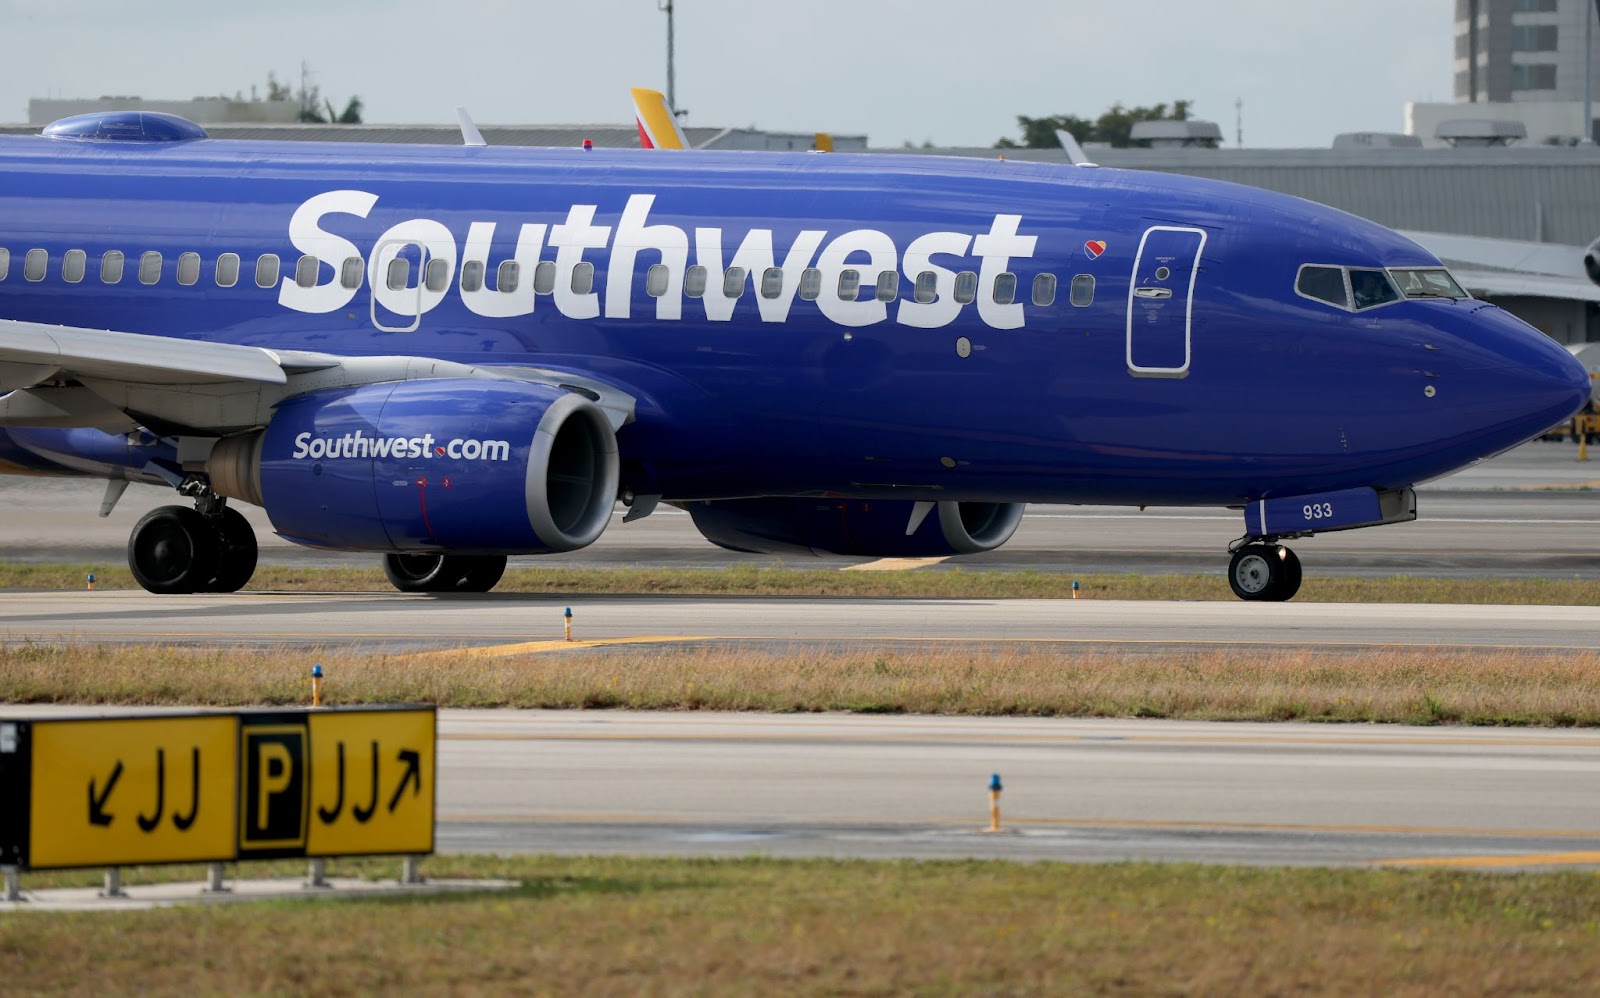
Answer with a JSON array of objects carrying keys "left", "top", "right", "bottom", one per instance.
[{"left": 1084, "top": 240, "right": 1107, "bottom": 259}]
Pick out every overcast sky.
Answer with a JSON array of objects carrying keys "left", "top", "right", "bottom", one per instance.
[{"left": 0, "top": 1, "right": 1454, "bottom": 148}]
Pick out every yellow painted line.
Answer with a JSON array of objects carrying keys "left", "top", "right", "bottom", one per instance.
[
  {"left": 417, "top": 635, "right": 716, "bottom": 659},
  {"left": 843, "top": 556, "right": 950, "bottom": 572},
  {"left": 1377, "top": 851, "right": 1600, "bottom": 868}
]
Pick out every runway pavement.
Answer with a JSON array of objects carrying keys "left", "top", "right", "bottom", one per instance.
[
  {"left": 1, "top": 589, "right": 1596, "bottom": 650},
  {"left": 2, "top": 440, "right": 1598, "bottom": 577},
  {"left": 433, "top": 711, "right": 1600, "bottom": 868},
  {"left": 4, "top": 705, "right": 1598, "bottom": 869}
]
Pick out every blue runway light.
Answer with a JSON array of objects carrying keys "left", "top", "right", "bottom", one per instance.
[
  {"left": 312, "top": 664, "right": 323, "bottom": 679},
  {"left": 989, "top": 773, "right": 1003, "bottom": 792}
]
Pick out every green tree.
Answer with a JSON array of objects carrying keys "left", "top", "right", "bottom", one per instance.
[{"left": 996, "top": 101, "right": 1195, "bottom": 149}]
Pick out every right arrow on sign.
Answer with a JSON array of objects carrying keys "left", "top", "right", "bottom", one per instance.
[
  {"left": 389, "top": 749, "right": 421, "bottom": 813},
  {"left": 88, "top": 760, "right": 123, "bottom": 827}
]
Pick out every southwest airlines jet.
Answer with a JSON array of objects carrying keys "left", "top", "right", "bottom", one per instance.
[{"left": 0, "top": 111, "right": 1587, "bottom": 601}]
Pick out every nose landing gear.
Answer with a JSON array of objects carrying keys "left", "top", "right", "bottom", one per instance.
[
  {"left": 1227, "top": 542, "right": 1302, "bottom": 602},
  {"left": 126, "top": 485, "right": 258, "bottom": 595}
]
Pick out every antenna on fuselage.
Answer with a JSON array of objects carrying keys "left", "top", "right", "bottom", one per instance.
[
  {"left": 1054, "top": 129, "right": 1097, "bottom": 168},
  {"left": 455, "top": 106, "right": 487, "bottom": 147}
]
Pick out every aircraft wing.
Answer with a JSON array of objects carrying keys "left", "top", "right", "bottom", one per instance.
[
  {"left": 0, "top": 320, "right": 302, "bottom": 391},
  {"left": 0, "top": 319, "right": 634, "bottom": 434}
]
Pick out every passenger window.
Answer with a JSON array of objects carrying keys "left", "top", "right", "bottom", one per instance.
[
  {"left": 874, "top": 271, "right": 898, "bottom": 302},
  {"left": 533, "top": 261, "right": 557, "bottom": 294},
  {"left": 760, "top": 267, "right": 784, "bottom": 299},
  {"left": 177, "top": 252, "right": 201, "bottom": 286},
  {"left": 139, "top": 251, "right": 161, "bottom": 285},
  {"left": 572, "top": 261, "right": 594, "bottom": 295},
  {"left": 913, "top": 271, "right": 938, "bottom": 304},
  {"left": 1069, "top": 274, "right": 1095, "bottom": 307},
  {"left": 798, "top": 267, "right": 822, "bottom": 301},
  {"left": 294, "top": 255, "right": 319, "bottom": 289},
  {"left": 24, "top": 248, "right": 47, "bottom": 282},
  {"left": 992, "top": 272, "right": 1017, "bottom": 305},
  {"left": 1295, "top": 265, "right": 1347, "bottom": 308},
  {"left": 837, "top": 268, "right": 861, "bottom": 301},
  {"left": 62, "top": 249, "right": 87, "bottom": 284},
  {"left": 255, "top": 253, "right": 279, "bottom": 289},
  {"left": 0, "top": 247, "right": 9, "bottom": 281},
  {"left": 1032, "top": 273, "right": 1057, "bottom": 307},
  {"left": 101, "top": 250, "right": 124, "bottom": 284},
  {"left": 953, "top": 271, "right": 978, "bottom": 304},
  {"left": 722, "top": 266, "right": 746, "bottom": 298},
  {"left": 647, "top": 263, "right": 670, "bottom": 297},
  {"left": 498, "top": 260, "right": 520, "bottom": 293},
  {"left": 424, "top": 258, "right": 450, "bottom": 293},
  {"left": 340, "top": 257, "right": 363, "bottom": 290},
  {"left": 386, "top": 258, "right": 410, "bottom": 291},
  {"left": 461, "top": 260, "right": 484, "bottom": 293},
  {"left": 684, "top": 264, "right": 707, "bottom": 298},
  {"left": 215, "top": 252, "right": 239, "bottom": 288}
]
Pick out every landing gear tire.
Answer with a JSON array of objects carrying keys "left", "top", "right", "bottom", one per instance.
[
  {"left": 200, "top": 507, "right": 258, "bottom": 593},
  {"left": 1228, "top": 543, "right": 1302, "bottom": 602},
  {"left": 128, "top": 506, "right": 219, "bottom": 595},
  {"left": 382, "top": 553, "right": 508, "bottom": 594}
]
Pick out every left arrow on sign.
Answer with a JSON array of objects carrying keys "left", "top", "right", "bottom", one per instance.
[{"left": 88, "top": 760, "right": 124, "bottom": 826}]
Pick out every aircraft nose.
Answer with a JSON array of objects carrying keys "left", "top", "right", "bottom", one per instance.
[{"left": 1458, "top": 304, "right": 1592, "bottom": 440}]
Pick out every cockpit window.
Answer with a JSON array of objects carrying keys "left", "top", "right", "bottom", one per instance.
[
  {"left": 1388, "top": 267, "right": 1469, "bottom": 300},
  {"left": 1295, "top": 265, "right": 1348, "bottom": 308},
  {"left": 1349, "top": 268, "right": 1400, "bottom": 310}
]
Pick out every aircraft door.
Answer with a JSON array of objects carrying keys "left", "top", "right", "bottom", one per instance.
[
  {"left": 370, "top": 240, "right": 431, "bottom": 332},
  {"left": 1126, "top": 225, "right": 1206, "bottom": 378}
]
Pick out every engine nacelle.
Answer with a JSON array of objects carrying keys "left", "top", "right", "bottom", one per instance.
[
  {"left": 211, "top": 379, "right": 619, "bottom": 553},
  {"left": 1586, "top": 237, "right": 1600, "bottom": 287},
  {"left": 685, "top": 497, "right": 1024, "bottom": 558}
]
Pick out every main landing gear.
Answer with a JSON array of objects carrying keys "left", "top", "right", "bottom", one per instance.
[
  {"left": 1227, "top": 542, "right": 1302, "bottom": 602},
  {"left": 382, "top": 553, "right": 508, "bottom": 594},
  {"left": 127, "top": 490, "right": 258, "bottom": 595}
]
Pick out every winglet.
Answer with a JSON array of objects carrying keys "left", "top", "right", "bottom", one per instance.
[
  {"left": 1055, "top": 129, "right": 1096, "bottom": 167},
  {"left": 455, "top": 106, "right": 487, "bottom": 148},
  {"left": 631, "top": 87, "right": 689, "bottom": 150}
]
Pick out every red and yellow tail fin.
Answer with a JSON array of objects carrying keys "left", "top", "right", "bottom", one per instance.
[{"left": 631, "top": 87, "right": 689, "bottom": 150}]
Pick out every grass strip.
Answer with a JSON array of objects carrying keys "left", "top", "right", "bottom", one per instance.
[
  {"left": 5, "top": 642, "right": 1600, "bottom": 726},
  {"left": 4, "top": 855, "right": 1600, "bottom": 994},
  {"left": 4, "top": 560, "right": 1600, "bottom": 604}
]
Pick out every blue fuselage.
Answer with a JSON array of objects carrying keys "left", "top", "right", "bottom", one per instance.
[{"left": 0, "top": 135, "right": 1586, "bottom": 506}]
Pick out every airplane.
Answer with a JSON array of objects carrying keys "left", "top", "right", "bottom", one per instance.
[{"left": 0, "top": 109, "right": 1588, "bottom": 601}]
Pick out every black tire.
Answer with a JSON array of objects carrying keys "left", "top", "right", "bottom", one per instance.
[
  {"left": 1276, "top": 546, "right": 1303, "bottom": 602},
  {"left": 1228, "top": 543, "right": 1292, "bottom": 602},
  {"left": 128, "top": 506, "right": 219, "bottom": 595},
  {"left": 200, "top": 507, "right": 258, "bottom": 593},
  {"left": 384, "top": 553, "right": 449, "bottom": 593},
  {"left": 381, "top": 554, "right": 507, "bottom": 593},
  {"left": 452, "top": 555, "right": 508, "bottom": 593}
]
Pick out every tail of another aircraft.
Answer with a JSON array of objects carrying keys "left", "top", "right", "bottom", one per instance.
[{"left": 631, "top": 87, "right": 690, "bottom": 150}]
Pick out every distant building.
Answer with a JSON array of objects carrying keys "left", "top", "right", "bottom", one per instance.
[
  {"left": 1454, "top": 0, "right": 1600, "bottom": 108},
  {"left": 28, "top": 96, "right": 304, "bottom": 126}
]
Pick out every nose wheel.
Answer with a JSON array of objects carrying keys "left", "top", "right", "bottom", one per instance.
[
  {"left": 1228, "top": 543, "right": 1302, "bottom": 602},
  {"left": 127, "top": 502, "right": 258, "bottom": 594}
]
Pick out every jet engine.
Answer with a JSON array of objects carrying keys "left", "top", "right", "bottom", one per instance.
[
  {"left": 1585, "top": 237, "right": 1600, "bottom": 287},
  {"left": 684, "top": 497, "right": 1024, "bottom": 558},
  {"left": 209, "top": 379, "right": 618, "bottom": 553}
]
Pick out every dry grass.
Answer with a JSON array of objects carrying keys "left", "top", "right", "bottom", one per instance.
[
  {"left": 5, "top": 855, "right": 1600, "bottom": 995},
  {"left": 4, "top": 560, "right": 1600, "bottom": 603},
  {"left": 5, "top": 641, "right": 1600, "bottom": 726}
]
